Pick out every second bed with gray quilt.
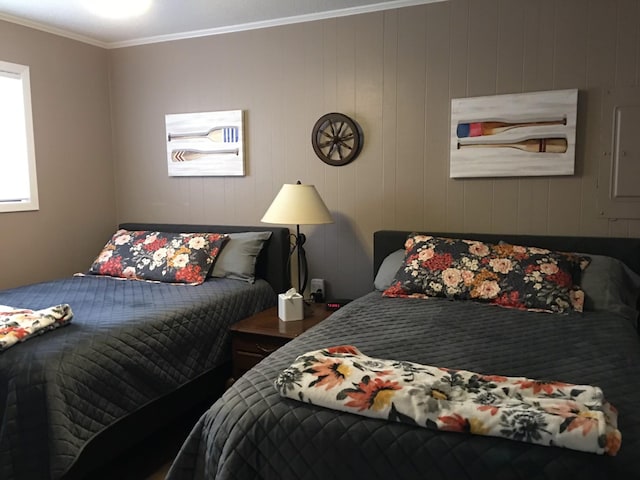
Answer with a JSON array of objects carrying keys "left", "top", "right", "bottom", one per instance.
[{"left": 168, "top": 231, "right": 640, "bottom": 480}]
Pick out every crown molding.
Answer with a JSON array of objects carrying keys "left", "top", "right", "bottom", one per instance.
[
  {"left": 1, "top": 0, "right": 446, "bottom": 50},
  {"left": 0, "top": 12, "right": 108, "bottom": 48}
]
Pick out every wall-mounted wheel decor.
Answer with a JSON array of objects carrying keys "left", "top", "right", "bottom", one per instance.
[{"left": 311, "top": 113, "right": 363, "bottom": 166}]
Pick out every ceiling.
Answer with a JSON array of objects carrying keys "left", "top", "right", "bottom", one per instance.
[{"left": 0, "top": 0, "right": 443, "bottom": 49}]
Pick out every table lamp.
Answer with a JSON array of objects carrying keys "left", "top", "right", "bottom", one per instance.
[{"left": 261, "top": 181, "right": 333, "bottom": 295}]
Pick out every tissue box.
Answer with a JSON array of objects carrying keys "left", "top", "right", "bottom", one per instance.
[{"left": 278, "top": 292, "right": 304, "bottom": 321}]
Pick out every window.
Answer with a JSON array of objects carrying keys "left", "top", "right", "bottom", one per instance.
[{"left": 0, "top": 60, "right": 38, "bottom": 213}]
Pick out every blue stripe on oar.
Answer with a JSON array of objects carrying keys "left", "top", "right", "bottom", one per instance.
[
  {"left": 224, "top": 127, "right": 238, "bottom": 142},
  {"left": 456, "top": 123, "right": 471, "bottom": 138}
]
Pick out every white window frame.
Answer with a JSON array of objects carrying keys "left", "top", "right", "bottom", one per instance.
[{"left": 0, "top": 60, "right": 38, "bottom": 213}]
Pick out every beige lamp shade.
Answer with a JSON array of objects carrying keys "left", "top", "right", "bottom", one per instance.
[{"left": 261, "top": 183, "right": 334, "bottom": 225}]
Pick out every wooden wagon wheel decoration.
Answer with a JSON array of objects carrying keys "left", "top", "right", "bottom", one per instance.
[{"left": 311, "top": 113, "right": 363, "bottom": 166}]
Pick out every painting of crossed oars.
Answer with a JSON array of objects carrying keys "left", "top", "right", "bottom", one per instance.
[
  {"left": 165, "top": 110, "right": 245, "bottom": 176},
  {"left": 450, "top": 89, "right": 578, "bottom": 178}
]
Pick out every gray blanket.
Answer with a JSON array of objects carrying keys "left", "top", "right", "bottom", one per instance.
[
  {"left": 0, "top": 275, "right": 275, "bottom": 480},
  {"left": 168, "top": 292, "right": 640, "bottom": 480}
]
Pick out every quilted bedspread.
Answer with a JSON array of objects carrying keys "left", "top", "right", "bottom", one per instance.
[
  {"left": 0, "top": 275, "right": 275, "bottom": 480},
  {"left": 167, "top": 292, "right": 640, "bottom": 480}
]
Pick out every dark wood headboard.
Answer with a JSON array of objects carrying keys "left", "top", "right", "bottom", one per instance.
[
  {"left": 374, "top": 230, "right": 640, "bottom": 277},
  {"left": 119, "top": 223, "right": 291, "bottom": 293}
]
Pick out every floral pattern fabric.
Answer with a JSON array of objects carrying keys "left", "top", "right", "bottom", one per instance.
[
  {"left": 383, "top": 235, "right": 589, "bottom": 313},
  {"left": 0, "top": 304, "right": 73, "bottom": 352},
  {"left": 88, "top": 229, "right": 228, "bottom": 285},
  {"left": 275, "top": 345, "right": 621, "bottom": 456}
]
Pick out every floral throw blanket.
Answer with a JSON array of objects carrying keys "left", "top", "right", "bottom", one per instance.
[
  {"left": 0, "top": 304, "right": 73, "bottom": 352},
  {"left": 275, "top": 345, "right": 621, "bottom": 456}
]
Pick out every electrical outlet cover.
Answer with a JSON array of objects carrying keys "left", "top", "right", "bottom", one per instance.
[{"left": 310, "top": 278, "right": 324, "bottom": 293}]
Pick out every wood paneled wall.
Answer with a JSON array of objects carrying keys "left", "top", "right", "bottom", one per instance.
[{"left": 109, "top": 0, "right": 640, "bottom": 299}]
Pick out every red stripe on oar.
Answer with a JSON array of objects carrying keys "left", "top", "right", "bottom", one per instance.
[{"left": 470, "top": 123, "right": 483, "bottom": 137}]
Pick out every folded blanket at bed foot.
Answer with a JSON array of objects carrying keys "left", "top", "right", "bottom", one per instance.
[
  {"left": 0, "top": 303, "right": 73, "bottom": 352},
  {"left": 275, "top": 345, "right": 621, "bottom": 456}
]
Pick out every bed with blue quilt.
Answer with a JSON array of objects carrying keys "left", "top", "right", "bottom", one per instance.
[
  {"left": 167, "top": 230, "right": 640, "bottom": 480},
  {"left": 0, "top": 222, "right": 290, "bottom": 480}
]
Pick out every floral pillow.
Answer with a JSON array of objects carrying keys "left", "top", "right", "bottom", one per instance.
[
  {"left": 89, "top": 230, "right": 229, "bottom": 285},
  {"left": 383, "top": 235, "right": 589, "bottom": 313}
]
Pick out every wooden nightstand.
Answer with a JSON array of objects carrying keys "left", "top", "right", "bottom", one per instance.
[{"left": 230, "top": 303, "right": 332, "bottom": 380}]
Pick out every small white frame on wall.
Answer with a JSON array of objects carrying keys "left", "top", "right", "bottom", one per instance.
[
  {"left": 165, "top": 109, "right": 245, "bottom": 176},
  {"left": 450, "top": 89, "right": 578, "bottom": 178}
]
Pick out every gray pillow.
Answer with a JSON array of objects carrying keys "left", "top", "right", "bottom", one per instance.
[
  {"left": 580, "top": 254, "right": 640, "bottom": 322},
  {"left": 374, "top": 249, "right": 405, "bottom": 291},
  {"left": 211, "top": 231, "right": 272, "bottom": 283}
]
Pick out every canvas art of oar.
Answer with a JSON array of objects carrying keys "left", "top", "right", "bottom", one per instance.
[
  {"left": 456, "top": 118, "right": 566, "bottom": 138},
  {"left": 457, "top": 137, "right": 567, "bottom": 153},
  {"left": 171, "top": 148, "right": 239, "bottom": 162},
  {"left": 167, "top": 126, "right": 239, "bottom": 143}
]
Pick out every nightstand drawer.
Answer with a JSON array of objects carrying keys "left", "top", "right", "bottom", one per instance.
[
  {"left": 232, "top": 333, "right": 288, "bottom": 377},
  {"left": 229, "top": 305, "right": 332, "bottom": 383},
  {"left": 233, "top": 333, "right": 287, "bottom": 356},
  {"left": 233, "top": 350, "right": 267, "bottom": 375}
]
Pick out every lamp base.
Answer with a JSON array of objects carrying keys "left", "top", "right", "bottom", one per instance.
[{"left": 293, "top": 225, "right": 308, "bottom": 295}]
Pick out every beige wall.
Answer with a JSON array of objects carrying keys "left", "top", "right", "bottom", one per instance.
[
  {"left": 3, "top": 0, "right": 639, "bottom": 297},
  {"left": 0, "top": 21, "right": 116, "bottom": 289},
  {"left": 109, "top": 0, "right": 640, "bottom": 299}
]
